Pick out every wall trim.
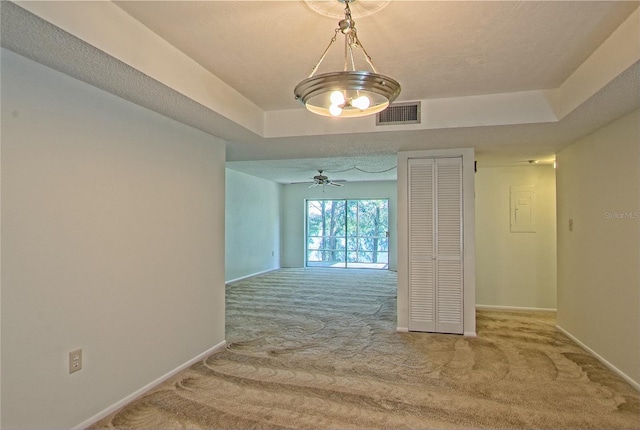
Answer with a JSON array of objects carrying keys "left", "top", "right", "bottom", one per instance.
[
  {"left": 226, "top": 267, "right": 279, "bottom": 284},
  {"left": 74, "top": 341, "right": 227, "bottom": 430},
  {"left": 476, "top": 304, "right": 557, "bottom": 312},
  {"left": 556, "top": 324, "right": 640, "bottom": 392},
  {"left": 396, "top": 327, "right": 409, "bottom": 332}
]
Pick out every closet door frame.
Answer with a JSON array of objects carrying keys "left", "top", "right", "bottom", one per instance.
[{"left": 397, "top": 148, "right": 476, "bottom": 337}]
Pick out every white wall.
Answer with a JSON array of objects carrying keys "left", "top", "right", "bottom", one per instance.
[
  {"left": 1, "top": 49, "right": 227, "bottom": 429},
  {"left": 282, "top": 181, "right": 397, "bottom": 271},
  {"left": 556, "top": 109, "right": 640, "bottom": 388},
  {"left": 475, "top": 165, "right": 557, "bottom": 309},
  {"left": 225, "top": 169, "right": 281, "bottom": 281}
]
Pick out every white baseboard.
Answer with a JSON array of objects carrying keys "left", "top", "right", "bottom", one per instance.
[
  {"left": 226, "top": 267, "right": 279, "bottom": 284},
  {"left": 476, "top": 304, "right": 557, "bottom": 312},
  {"left": 74, "top": 340, "right": 227, "bottom": 430},
  {"left": 397, "top": 326, "right": 476, "bottom": 337},
  {"left": 556, "top": 325, "right": 640, "bottom": 392}
]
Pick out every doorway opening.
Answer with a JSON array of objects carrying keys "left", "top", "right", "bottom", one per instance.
[{"left": 305, "top": 199, "right": 389, "bottom": 269}]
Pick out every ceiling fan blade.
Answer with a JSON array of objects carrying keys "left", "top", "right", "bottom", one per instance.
[{"left": 328, "top": 182, "right": 344, "bottom": 187}]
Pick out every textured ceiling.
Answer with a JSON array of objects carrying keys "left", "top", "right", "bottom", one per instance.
[
  {"left": 2, "top": 1, "right": 639, "bottom": 184},
  {"left": 114, "top": 1, "right": 636, "bottom": 111}
]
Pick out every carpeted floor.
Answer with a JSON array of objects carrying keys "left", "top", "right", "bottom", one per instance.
[{"left": 90, "top": 268, "right": 640, "bottom": 429}]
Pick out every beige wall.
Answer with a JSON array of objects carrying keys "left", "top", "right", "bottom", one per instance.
[
  {"left": 556, "top": 109, "right": 639, "bottom": 387},
  {"left": 475, "top": 165, "right": 557, "bottom": 309},
  {"left": 1, "top": 49, "right": 227, "bottom": 428}
]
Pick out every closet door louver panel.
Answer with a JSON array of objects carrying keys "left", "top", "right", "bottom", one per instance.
[
  {"left": 408, "top": 159, "right": 435, "bottom": 331},
  {"left": 435, "top": 158, "right": 463, "bottom": 334},
  {"left": 436, "top": 160, "right": 462, "bottom": 258},
  {"left": 409, "top": 262, "right": 434, "bottom": 329}
]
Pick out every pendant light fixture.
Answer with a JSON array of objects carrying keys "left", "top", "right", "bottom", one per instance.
[{"left": 294, "top": 0, "right": 401, "bottom": 118}]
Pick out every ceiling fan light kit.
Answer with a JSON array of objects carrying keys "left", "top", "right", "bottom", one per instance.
[{"left": 294, "top": 0, "right": 401, "bottom": 118}]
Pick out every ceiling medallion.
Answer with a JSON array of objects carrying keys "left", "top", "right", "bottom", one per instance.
[
  {"left": 294, "top": 0, "right": 401, "bottom": 118},
  {"left": 303, "top": 0, "right": 391, "bottom": 19}
]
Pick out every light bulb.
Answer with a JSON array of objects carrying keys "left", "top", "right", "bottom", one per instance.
[
  {"left": 330, "top": 91, "right": 345, "bottom": 105},
  {"left": 329, "top": 104, "right": 343, "bottom": 117},
  {"left": 352, "top": 95, "right": 371, "bottom": 110}
]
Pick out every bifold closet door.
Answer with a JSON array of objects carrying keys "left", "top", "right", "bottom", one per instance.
[{"left": 408, "top": 157, "right": 463, "bottom": 334}]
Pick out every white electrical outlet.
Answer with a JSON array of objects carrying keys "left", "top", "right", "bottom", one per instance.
[{"left": 69, "top": 348, "right": 82, "bottom": 374}]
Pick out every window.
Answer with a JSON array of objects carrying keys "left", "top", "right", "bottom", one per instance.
[{"left": 306, "top": 199, "right": 389, "bottom": 269}]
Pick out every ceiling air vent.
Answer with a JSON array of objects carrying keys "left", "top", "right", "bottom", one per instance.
[{"left": 376, "top": 102, "right": 421, "bottom": 126}]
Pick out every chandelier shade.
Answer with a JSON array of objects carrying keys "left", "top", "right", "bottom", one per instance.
[
  {"left": 294, "top": 0, "right": 401, "bottom": 118},
  {"left": 294, "top": 71, "right": 401, "bottom": 118}
]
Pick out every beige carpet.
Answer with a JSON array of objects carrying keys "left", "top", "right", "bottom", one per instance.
[{"left": 90, "top": 268, "right": 639, "bottom": 429}]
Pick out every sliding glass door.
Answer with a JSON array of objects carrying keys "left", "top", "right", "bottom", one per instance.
[{"left": 306, "top": 199, "right": 389, "bottom": 269}]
